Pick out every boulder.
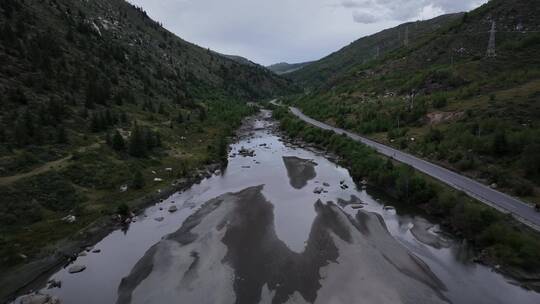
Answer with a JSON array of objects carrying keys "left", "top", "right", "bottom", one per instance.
[
  {"left": 61, "top": 215, "right": 76, "bottom": 224},
  {"left": 154, "top": 217, "right": 165, "bottom": 222},
  {"left": 68, "top": 265, "right": 86, "bottom": 274},
  {"left": 20, "top": 293, "right": 60, "bottom": 304},
  {"left": 168, "top": 205, "right": 178, "bottom": 213},
  {"left": 47, "top": 279, "right": 62, "bottom": 289},
  {"left": 313, "top": 187, "right": 324, "bottom": 194},
  {"left": 323, "top": 182, "right": 330, "bottom": 187}
]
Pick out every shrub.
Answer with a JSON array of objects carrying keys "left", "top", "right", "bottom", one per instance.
[{"left": 432, "top": 94, "right": 448, "bottom": 109}]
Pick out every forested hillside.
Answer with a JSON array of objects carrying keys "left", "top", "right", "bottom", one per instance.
[
  {"left": 0, "top": 0, "right": 291, "bottom": 275},
  {"left": 287, "top": 13, "right": 462, "bottom": 88},
  {"left": 288, "top": 0, "right": 540, "bottom": 205}
]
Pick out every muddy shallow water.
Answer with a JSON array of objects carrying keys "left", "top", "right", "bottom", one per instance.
[{"left": 15, "top": 110, "right": 540, "bottom": 304}]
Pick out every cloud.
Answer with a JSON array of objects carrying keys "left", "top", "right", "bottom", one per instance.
[
  {"left": 352, "top": 11, "right": 379, "bottom": 24},
  {"left": 339, "top": 0, "right": 488, "bottom": 23},
  {"left": 128, "top": 0, "right": 488, "bottom": 65},
  {"left": 351, "top": 0, "right": 487, "bottom": 21},
  {"left": 339, "top": 0, "right": 365, "bottom": 8}
]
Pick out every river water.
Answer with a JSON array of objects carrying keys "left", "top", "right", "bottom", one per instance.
[{"left": 15, "top": 110, "right": 540, "bottom": 304}]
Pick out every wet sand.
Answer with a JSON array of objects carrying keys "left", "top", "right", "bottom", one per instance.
[{"left": 117, "top": 186, "right": 448, "bottom": 304}]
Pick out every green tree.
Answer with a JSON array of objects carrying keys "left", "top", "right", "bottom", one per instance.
[
  {"left": 112, "top": 131, "right": 125, "bottom": 151},
  {"left": 105, "top": 132, "right": 112, "bottom": 146},
  {"left": 176, "top": 111, "right": 184, "bottom": 123},
  {"left": 14, "top": 119, "right": 29, "bottom": 147},
  {"left": 218, "top": 136, "right": 228, "bottom": 162},
  {"left": 492, "top": 131, "right": 508, "bottom": 156},
  {"left": 432, "top": 95, "right": 447, "bottom": 109},
  {"left": 132, "top": 170, "right": 145, "bottom": 189},
  {"left": 128, "top": 124, "right": 147, "bottom": 157},
  {"left": 56, "top": 125, "right": 68, "bottom": 144},
  {"left": 199, "top": 106, "right": 207, "bottom": 121},
  {"left": 522, "top": 144, "right": 540, "bottom": 177},
  {"left": 116, "top": 203, "right": 130, "bottom": 218}
]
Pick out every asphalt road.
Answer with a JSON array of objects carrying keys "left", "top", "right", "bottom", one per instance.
[{"left": 287, "top": 106, "right": 540, "bottom": 231}]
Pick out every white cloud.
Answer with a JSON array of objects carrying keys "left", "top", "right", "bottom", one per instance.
[
  {"left": 352, "top": 11, "right": 379, "bottom": 24},
  {"left": 339, "top": 0, "right": 365, "bottom": 8},
  {"left": 128, "top": 0, "right": 488, "bottom": 65}
]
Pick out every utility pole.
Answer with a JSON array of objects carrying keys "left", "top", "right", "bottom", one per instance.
[
  {"left": 409, "top": 89, "right": 416, "bottom": 111},
  {"left": 486, "top": 21, "right": 496, "bottom": 57}
]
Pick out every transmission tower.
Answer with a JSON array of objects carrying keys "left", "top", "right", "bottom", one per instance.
[
  {"left": 486, "top": 21, "right": 496, "bottom": 57},
  {"left": 404, "top": 26, "right": 409, "bottom": 47}
]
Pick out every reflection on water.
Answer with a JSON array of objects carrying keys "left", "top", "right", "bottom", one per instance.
[
  {"left": 282, "top": 156, "right": 317, "bottom": 189},
  {"left": 15, "top": 110, "right": 540, "bottom": 304}
]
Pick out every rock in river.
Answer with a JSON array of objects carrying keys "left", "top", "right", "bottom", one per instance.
[
  {"left": 313, "top": 187, "right": 324, "bottom": 194},
  {"left": 68, "top": 265, "right": 86, "bottom": 274},
  {"left": 20, "top": 293, "right": 60, "bottom": 304}
]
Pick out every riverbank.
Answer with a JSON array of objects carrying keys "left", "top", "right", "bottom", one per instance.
[
  {"left": 271, "top": 106, "right": 540, "bottom": 291},
  {"left": 4, "top": 110, "right": 265, "bottom": 303},
  {"left": 0, "top": 100, "right": 258, "bottom": 303},
  {"left": 0, "top": 159, "right": 227, "bottom": 303}
]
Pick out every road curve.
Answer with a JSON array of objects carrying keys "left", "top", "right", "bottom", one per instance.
[{"left": 286, "top": 105, "right": 540, "bottom": 231}]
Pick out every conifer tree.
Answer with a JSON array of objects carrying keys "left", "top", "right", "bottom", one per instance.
[
  {"left": 132, "top": 170, "right": 145, "bottom": 189},
  {"left": 176, "top": 111, "right": 184, "bottom": 123},
  {"left": 128, "top": 124, "right": 147, "bottom": 157},
  {"left": 112, "top": 131, "right": 125, "bottom": 151},
  {"left": 56, "top": 125, "right": 68, "bottom": 144}
]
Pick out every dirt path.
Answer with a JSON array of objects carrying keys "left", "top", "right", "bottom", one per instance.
[{"left": 0, "top": 143, "right": 101, "bottom": 186}]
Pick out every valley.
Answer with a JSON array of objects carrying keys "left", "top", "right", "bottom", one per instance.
[{"left": 2, "top": 0, "right": 540, "bottom": 303}]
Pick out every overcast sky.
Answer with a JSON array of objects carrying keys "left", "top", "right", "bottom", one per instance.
[{"left": 128, "top": 0, "right": 487, "bottom": 65}]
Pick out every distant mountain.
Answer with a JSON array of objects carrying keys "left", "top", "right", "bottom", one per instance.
[{"left": 267, "top": 61, "right": 313, "bottom": 75}]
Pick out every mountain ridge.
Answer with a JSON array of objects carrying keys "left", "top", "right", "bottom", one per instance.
[{"left": 267, "top": 61, "right": 313, "bottom": 75}]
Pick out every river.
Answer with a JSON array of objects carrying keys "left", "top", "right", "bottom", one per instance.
[{"left": 14, "top": 110, "right": 540, "bottom": 304}]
